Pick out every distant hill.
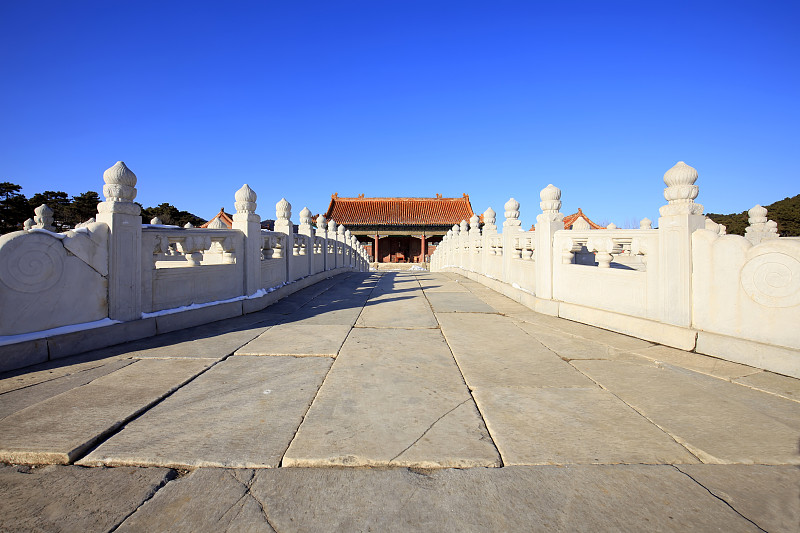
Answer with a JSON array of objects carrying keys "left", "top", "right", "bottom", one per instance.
[{"left": 706, "top": 194, "right": 800, "bottom": 237}]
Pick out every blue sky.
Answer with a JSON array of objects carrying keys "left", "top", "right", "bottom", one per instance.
[{"left": 1, "top": 1, "right": 798, "bottom": 228}]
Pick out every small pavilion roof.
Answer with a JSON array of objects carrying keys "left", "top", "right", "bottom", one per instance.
[
  {"left": 528, "top": 208, "right": 605, "bottom": 231},
  {"left": 200, "top": 208, "right": 234, "bottom": 229},
  {"left": 325, "top": 193, "right": 475, "bottom": 226}
]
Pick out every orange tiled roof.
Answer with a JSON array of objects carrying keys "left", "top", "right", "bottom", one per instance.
[
  {"left": 325, "top": 193, "right": 474, "bottom": 226},
  {"left": 200, "top": 208, "right": 234, "bottom": 228},
  {"left": 528, "top": 208, "right": 604, "bottom": 231}
]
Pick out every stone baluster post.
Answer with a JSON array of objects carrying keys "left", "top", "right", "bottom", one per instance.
[
  {"left": 534, "top": 185, "right": 564, "bottom": 300},
  {"left": 502, "top": 198, "right": 523, "bottom": 283},
  {"left": 95, "top": 161, "right": 142, "bottom": 321},
  {"left": 316, "top": 214, "right": 328, "bottom": 270},
  {"left": 744, "top": 205, "right": 779, "bottom": 245},
  {"left": 657, "top": 161, "right": 705, "bottom": 327},
  {"left": 232, "top": 184, "right": 262, "bottom": 295},
  {"left": 469, "top": 214, "right": 481, "bottom": 271},
  {"left": 275, "top": 198, "right": 293, "bottom": 281},
  {"left": 32, "top": 204, "right": 55, "bottom": 231},
  {"left": 297, "top": 207, "right": 314, "bottom": 274},
  {"left": 345, "top": 229, "right": 353, "bottom": 267},
  {"left": 328, "top": 219, "right": 338, "bottom": 268},
  {"left": 337, "top": 224, "right": 346, "bottom": 267},
  {"left": 481, "top": 207, "right": 497, "bottom": 274}
]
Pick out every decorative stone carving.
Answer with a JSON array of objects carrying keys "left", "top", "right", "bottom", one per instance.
[
  {"left": 184, "top": 222, "right": 194, "bottom": 228},
  {"left": 23, "top": 218, "right": 34, "bottom": 231},
  {"left": 207, "top": 217, "right": 227, "bottom": 229},
  {"left": 32, "top": 204, "right": 55, "bottom": 231},
  {"left": 328, "top": 219, "right": 337, "bottom": 234},
  {"left": 537, "top": 185, "right": 564, "bottom": 224},
  {"left": 606, "top": 223, "right": 617, "bottom": 230},
  {"left": 659, "top": 161, "right": 703, "bottom": 216},
  {"left": 560, "top": 237, "right": 583, "bottom": 264},
  {"left": 459, "top": 220, "right": 469, "bottom": 234},
  {"left": 316, "top": 214, "right": 327, "bottom": 231},
  {"left": 744, "top": 205, "right": 779, "bottom": 244},
  {"left": 179, "top": 235, "right": 212, "bottom": 266},
  {"left": 631, "top": 236, "right": 649, "bottom": 265},
  {"left": 483, "top": 207, "right": 497, "bottom": 233},
  {"left": 300, "top": 207, "right": 312, "bottom": 226},
  {"left": 232, "top": 184, "right": 258, "bottom": 221},
  {"left": 572, "top": 217, "right": 590, "bottom": 231},
  {"left": 0, "top": 232, "right": 64, "bottom": 292},
  {"left": 452, "top": 224, "right": 460, "bottom": 235},
  {"left": 337, "top": 224, "right": 345, "bottom": 236},
  {"left": 587, "top": 236, "right": 622, "bottom": 268},
  {"left": 469, "top": 214, "right": 480, "bottom": 234},
  {"left": 640, "top": 218, "right": 652, "bottom": 230},
  {"left": 98, "top": 161, "right": 141, "bottom": 216},
  {"left": 740, "top": 252, "right": 800, "bottom": 308},
  {"left": 503, "top": 198, "right": 522, "bottom": 229},
  {"left": 150, "top": 217, "right": 163, "bottom": 225},
  {"left": 276, "top": 198, "right": 292, "bottom": 221},
  {"left": 705, "top": 217, "right": 726, "bottom": 235}
]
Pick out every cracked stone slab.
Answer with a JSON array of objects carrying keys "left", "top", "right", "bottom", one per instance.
[
  {"left": 626, "top": 344, "right": 760, "bottom": 380},
  {"left": 572, "top": 360, "right": 800, "bottom": 464},
  {"left": 79, "top": 356, "right": 331, "bottom": 468},
  {"left": 128, "top": 324, "right": 273, "bottom": 359},
  {"left": 439, "top": 313, "right": 594, "bottom": 388},
  {"left": 115, "top": 468, "right": 274, "bottom": 533},
  {"left": 0, "top": 464, "right": 174, "bottom": 533},
  {"left": 0, "top": 358, "right": 212, "bottom": 464},
  {"left": 676, "top": 464, "right": 800, "bottom": 533},
  {"left": 513, "top": 312, "right": 655, "bottom": 350},
  {"left": 0, "top": 358, "right": 134, "bottom": 420},
  {"left": 283, "top": 327, "right": 500, "bottom": 467},
  {"left": 419, "top": 279, "right": 471, "bottom": 292},
  {"left": 234, "top": 323, "right": 352, "bottom": 356},
  {"left": 473, "top": 387, "right": 698, "bottom": 465},
  {"left": 514, "top": 320, "right": 647, "bottom": 363},
  {"left": 247, "top": 465, "right": 760, "bottom": 532},
  {"left": 733, "top": 371, "right": 800, "bottom": 402},
  {"left": 356, "top": 296, "right": 438, "bottom": 328},
  {"left": 425, "top": 291, "right": 498, "bottom": 313}
]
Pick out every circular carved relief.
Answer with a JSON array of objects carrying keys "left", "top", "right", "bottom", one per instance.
[
  {"left": 740, "top": 252, "right": 800, "bottom": 308},
  {"left": 0, "top": 235, "right": 64, "bottom": 293}
]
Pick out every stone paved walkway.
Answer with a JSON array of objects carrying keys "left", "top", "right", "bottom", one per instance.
[{"left": 1, "top": 272, "right": 799, "bottom": 532}]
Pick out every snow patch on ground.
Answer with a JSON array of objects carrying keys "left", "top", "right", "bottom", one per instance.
[
  {"left": 0, "top": 318, "right": 121, "bottom": 347},
  {"left": 141, "top": 283, "right": 288, "bottom": 318}
]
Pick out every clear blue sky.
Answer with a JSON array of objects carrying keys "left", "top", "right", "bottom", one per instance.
[{"left": 2, "top": 1, "right": 798, "bottom": 228}]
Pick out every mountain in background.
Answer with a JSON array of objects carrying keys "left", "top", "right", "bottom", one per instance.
[{"left": 706, "top": 194, "right": 800, "bottom": 237}]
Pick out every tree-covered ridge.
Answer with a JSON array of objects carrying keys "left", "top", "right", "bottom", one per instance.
[
  {"left": 0, "top": 182, "right": 205, "bottom": 234},
  {"left": 706, "top": 194, "right": 800, "bottom": 237}
]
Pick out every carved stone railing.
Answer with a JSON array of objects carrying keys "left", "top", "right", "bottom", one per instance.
[
  {"left": 431, "top": 162, "right": 800, "bottom": 378},
  {"left": 0, "top": 162, "right": 369, "bottom": 370}
]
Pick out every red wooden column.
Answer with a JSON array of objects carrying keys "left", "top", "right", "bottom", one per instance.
[
  {"left": 420, "top": 235, "right": 426, "bottom": 262},
  {"left": 374, "top": 234, "right": 379, "bottom": 263}
]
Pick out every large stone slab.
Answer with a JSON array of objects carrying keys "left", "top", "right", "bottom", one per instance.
[
  {"left": 0, "top": 358, "right": 212, "bottom": 464},
  {"left": 473, "top": 387, "right": 698, "bottom": 465},
  {"left": 426, "top": 291, "right": 497, "bottom": 313},
  {"left": 234, "top": 324, "right": 352, "bottom": 356},
  {"left": 128, "top": 323, "right": 272, "bottom": 359},
  {"left": 627, "top": 344, "right": 760, "bottom": 380},
  {"left": 419, "top": 279, "right": 470, "bottom": 292},
  {"left": 283, "top": 327, "right": 500, "bottom": 467},
  {"left": 676, "top": 464, "right": 800, "bottom": 533},
  {"left": 0, "top": 464, "right": 174, "bottom": 533},
  {"left": 356, "top": 296, "right": 438, "bottom": 328},
  {"left": 246, "top": 465, "right": 758, "bottom": 532},
  {"left": 79, "top": 356, "right": 331, "bottom": 468},
  {"left": 0, "top": 358, "right": 133, "bottom": 420},
  {"left": 438, "top": 313, "right": 594, "bottom": 388},
  {"left": 733, "top": 370, "right": 800, "bottom": 402},
  {"left": 572, "top": 359, "right": 800, "bottom": 464},
  {"left": 514, "top": 320, "right": 646, "bottom": 363},
  {"left": 116, "top": 468, "right": 272, "bottom": 533}
]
